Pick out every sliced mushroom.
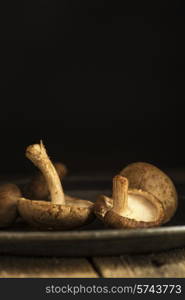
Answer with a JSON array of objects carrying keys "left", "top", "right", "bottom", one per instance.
[
  {"left": 18, "top": 142, "right": 95, "bottom": 230},
  {"left": 0, "top": 183, "right": 22, "bottom": 228},
  {"left": 94, "top": 162, "right": 178, "bottom": 229},
  {"left": 23, "top": 161, "right": 67, "bottom": 200}
]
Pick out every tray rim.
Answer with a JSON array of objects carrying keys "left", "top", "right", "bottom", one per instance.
[{"left": 1, "top": 225, "right": 185, "bottom": 241}]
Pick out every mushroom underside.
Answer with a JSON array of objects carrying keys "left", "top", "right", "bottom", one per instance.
[
  {"left": 95, "top": 190, "right": 164, "bottom": 228},
  {"left": 120, "top": 193, "right": 158, "bottom": 222},
  {"left": 18, "top": 197, "right": 95, "bottom": 230},
  {"left": 120, "top": 162, "right": 178, "bottom": 223}
]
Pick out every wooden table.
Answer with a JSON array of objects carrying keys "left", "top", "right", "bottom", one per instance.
[{"left": 1, "top": 248, "right": 185, "bottom": 277}]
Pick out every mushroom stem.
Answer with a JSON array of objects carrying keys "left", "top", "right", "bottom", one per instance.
[
  {"left": 112, "top": 175, "right": 128, "bottom": 214},
  {"left": 26, "top": 141, "right": 65, "bottom": 205}
]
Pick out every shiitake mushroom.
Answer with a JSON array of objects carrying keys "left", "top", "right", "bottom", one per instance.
[
  {"left": 18, "top": 142, "right": 95, "bottom": 230},
  {"left": 94, "top": 162, "right": 178, "bottom": 228}
]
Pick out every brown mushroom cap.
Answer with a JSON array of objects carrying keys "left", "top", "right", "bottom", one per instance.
[
  {"left": 0, "top": 183, "right": 22, "bottom": 228},
  {"left": 120, "top": 162, "right": 178, "bottom": 223},
  {"left": 24, "top": 162, "right": 68, "bottom": 200},
  {"left": 18, "top": 196, "right": 94, "bottom": 230},
  {"left": 94, "top": 195, "right": 113, "bottom": 220}
]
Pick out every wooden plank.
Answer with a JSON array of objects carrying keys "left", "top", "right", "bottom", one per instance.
[
  {"left": 93, "top": 256, "right": 126, "bottom": 278},
  {"left": 93, "top": 248, "right": 185, "bottom": 278},
  {"left": 0, "top": 256, "right": 98, "bottom": 278}
]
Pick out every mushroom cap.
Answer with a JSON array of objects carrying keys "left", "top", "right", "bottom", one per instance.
[
  {"left": 24, "top": 162, "right": 67, "bottom": 200},
  {"left": 94, "top": 189, "right": 165, "bottom": 228},
  {"left": 18, "top": 196, "right": 95, "bottom": 230},
  {"left": 120, "top": 162, "right": 178, "bottom": 223},
  {"left": 0, "top": 183, "right": 22, "bottom": 228},
  {"left": 54, "top": 162, "right": 68, "bottom": 178},
  {"left": 94, "top": 195, "right": 113, "bottom": 220}
]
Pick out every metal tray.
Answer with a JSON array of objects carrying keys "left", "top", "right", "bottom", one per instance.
[{"left": 0, "top": 176, "right": 185, "bottom": 257}]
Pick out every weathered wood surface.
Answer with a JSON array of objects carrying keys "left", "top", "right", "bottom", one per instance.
[
  {"left": 0, "top": 257, "right": 98, "bottom": 278},
  {"left": 93, "top": 248, "right": 185, "bottom": 278},
  {"left": 1, "top": 248, "right": 185, "bottom": 277}
]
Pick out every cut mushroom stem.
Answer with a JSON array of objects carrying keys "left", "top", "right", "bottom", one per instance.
[
  {"left": 112, "top": 175, "right": 128, "bottom": 214},
  {"left": 23, "top": 161, "right": 67, "bottom": 200},
  {"left": 26, "top": 141, "right": 65, "bottom": 205}
]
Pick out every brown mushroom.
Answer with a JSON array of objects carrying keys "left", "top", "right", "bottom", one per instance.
[
  {"left": 23, "top": 161, "right": 67, "bottom": 200},
  {"left": 94, "top": 162, "right": 178, "bottom": 229},
  {"left": 0, "top": 183, "right": 22, "bottom": 228},
  {"left": 120, "top": 162, "right": 178, "bottom": 224},
  {"left": 18, "top": 142, "right": 95, "bottom": 230}
]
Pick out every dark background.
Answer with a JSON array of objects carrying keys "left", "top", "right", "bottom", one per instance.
[{"left": 0, "top": 0, "right": 184, "bottom": 177}]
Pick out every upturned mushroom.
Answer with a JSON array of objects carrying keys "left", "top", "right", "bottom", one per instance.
[
  {"left": 94, "top": 162, "right": 178, "bottom": 228},
  {"left": 0, "top": 183, "right": 22, "bottom": 228},
  {"left": 23, "top": 161, "right": 67, "bottom": 200},
  {"left": 18, "top": 142, "right": 95, "bottom": 230}
]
